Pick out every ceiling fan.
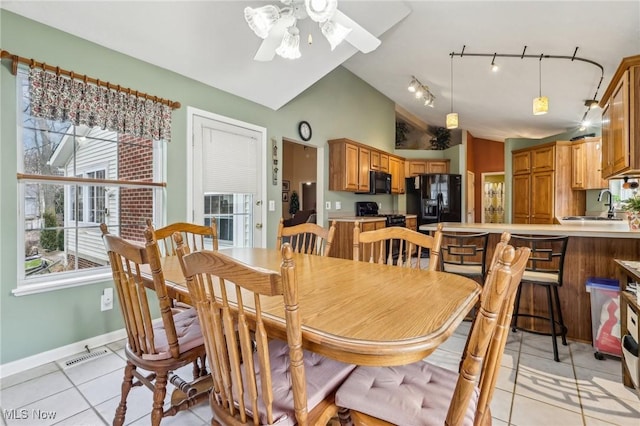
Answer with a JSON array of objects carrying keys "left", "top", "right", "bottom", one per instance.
[{"left": 244, "top": 0, "right": 381, "bottom": 61}]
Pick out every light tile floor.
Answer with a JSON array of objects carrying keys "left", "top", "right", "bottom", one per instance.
[{"left": 1, "top": 322, "right": 638, "bottom": 425}]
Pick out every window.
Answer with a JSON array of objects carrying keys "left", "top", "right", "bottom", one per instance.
[
  {"left": 610, "top": 178, "right": 639, "bottom": 210},
  {"left": 203, "top": 194, "right": 253, "bottom": 248},
  {"left": 16, "top": 67, "right": 166, "bottom": 294}
]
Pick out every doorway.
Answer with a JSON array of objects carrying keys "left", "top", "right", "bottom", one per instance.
[
  {"left": 282, "top": 140, "right": 318, "bottom": 219},
  {"left": 188, "top": 107, "right": 267, "bottom": 248},
  {"left": 481, "top": 172, "right": 505, "bottom": 223}
]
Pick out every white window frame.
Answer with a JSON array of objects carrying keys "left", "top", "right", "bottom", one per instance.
[{"left": 14, "top": 67, "right": 166, "bottom": 296}]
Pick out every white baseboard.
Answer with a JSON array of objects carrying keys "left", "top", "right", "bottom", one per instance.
[{"left": 0, "top": 328, "right": 127, "bottom": 379}]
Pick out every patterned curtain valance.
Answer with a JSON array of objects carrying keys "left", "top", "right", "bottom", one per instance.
[{"left": 28, "top": 67, "right": 172, "bottom": 142}]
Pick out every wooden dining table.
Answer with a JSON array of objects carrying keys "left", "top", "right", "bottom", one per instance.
[{"left": 151, "top": 247, "right": 481, "bottom": 367}]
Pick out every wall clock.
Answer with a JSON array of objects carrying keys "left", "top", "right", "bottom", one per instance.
[{"left": 298, "top": 121, "right": 312, "bottom": 141}]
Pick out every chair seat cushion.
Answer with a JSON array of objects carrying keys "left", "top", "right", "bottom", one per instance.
[
  {"left": 442, "top": 263, "right": 483, "bottom": 277},
  {"left": 242, "top": 339, "right": 356, "bottom": 426},
  {"left": 522, "top": 270, "right": 560, "bottom": 284},
  {"left": 335, "top": 360, "right": 478, "bottom": 426},
  {"left": 142, "top": 307, "right": 204, "bottom": 360}
]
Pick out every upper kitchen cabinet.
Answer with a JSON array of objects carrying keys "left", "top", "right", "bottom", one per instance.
[
  {"left": 570, "top": 138, "right": 608, "bottom": 190},
  {"left": 370, "top": 151, "right": 389, "bottom": 172},
  {"left": 405, "top": 159, "right": 450, "bottom": 177},
  {"left": 328, "top": 138, "right": 370, "bottom": 192},
  {"left": 600, "top": 55, "right": 640, "bottom": 179},
  {"left": 389, "top": 155, "right": 405, "bottom": 194}
]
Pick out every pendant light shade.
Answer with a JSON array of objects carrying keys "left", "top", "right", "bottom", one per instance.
[
  {"left": 447, "top": 54, "right": 459, "bottom": 129},
  {"left": 533, "top": 57, "right": 548, "bottom": 115},
  {"left": 446, "top": 113, "right": 459, "bottom": 129},
  {"left": 533, "top": 96, "right": 549, "bottom": 115}
]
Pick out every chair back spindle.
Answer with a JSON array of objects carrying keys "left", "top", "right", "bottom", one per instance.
[
  {"left": 353, "top": 222, "right": 443, "bottom": 270},
  {"left": 276, "top": 218, "right": 337, "bottom": 256}
]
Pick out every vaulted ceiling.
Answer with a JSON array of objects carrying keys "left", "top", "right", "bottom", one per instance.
[{"left": 3, "top": 1, "right": 639, "bottom": 141}]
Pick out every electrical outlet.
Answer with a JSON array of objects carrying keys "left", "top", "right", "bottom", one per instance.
[
  {"left": 268, "top": 200, "right": 275, "bottom": 211},
  {"left": 101, "top": 288, "right": 113, "bottom": 311},
  {"left": 335, "top": 201, "right": 341, "bottom": 210},
  {"left": 325, "top": 201, "right": 331, "bottom": 210},
  {"left": 378, "top": 202, "right": 382, "bottom": 210}
]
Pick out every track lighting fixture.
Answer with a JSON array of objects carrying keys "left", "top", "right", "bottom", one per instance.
[
  {"left": 449, "top": 45, "right": 604, "bottom": 125},
  {"left": 407, "top": 76, "right": 436, "bottom": 108},
  {"left": 490, "top": 53, "right": 499, "bottom": 72},
  {"left": 584, "top": 99, "right": 599, "bottom": 109}
]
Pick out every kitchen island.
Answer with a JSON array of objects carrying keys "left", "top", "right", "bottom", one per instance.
[{"left": 420, "top": 222, "right": 640, "bottom": 343}]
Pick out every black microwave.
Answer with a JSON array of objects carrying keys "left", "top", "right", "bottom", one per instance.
[{"left": 358, "top": 171, "right": 392, "bottom": 194}]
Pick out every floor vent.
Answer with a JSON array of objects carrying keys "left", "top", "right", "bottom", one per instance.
[{"left": 58, "top": 347, "right": 110, "bottom": 369}]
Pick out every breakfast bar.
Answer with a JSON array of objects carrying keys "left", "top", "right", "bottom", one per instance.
[{"left": 420, "top": 222, "right": 640, "bottom": 343}]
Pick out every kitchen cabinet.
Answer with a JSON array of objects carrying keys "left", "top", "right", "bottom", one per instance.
[
  {"left": 328, "top": 138, "right": 370, "bottom": 192},
  {"left": 389, "top": 155, "right": 405, "bottom": 194},
  {"left": 511, "top": 142, "right": 584, "bottom": 224},
  {"left": 370, "top": 151, "right": 390, "bottom": 172},
  {"left": 570, "top": 138, "right": 608, "bottom": 190},
  {"left": 600, "top": 55, "right": 640, "bottom": 178},
  {"left": 331, "top": 219, "right": 386, "bottom": 260},
  {"left": 406, "top": 216, "right": 417, "bottom": 231},
  {"left": 405, "top": 159, "right": 450, "bottom": 177}
]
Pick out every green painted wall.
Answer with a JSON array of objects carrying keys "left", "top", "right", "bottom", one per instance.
[{"left": 0, "top": 10, "right": 396, "bottom": 363}]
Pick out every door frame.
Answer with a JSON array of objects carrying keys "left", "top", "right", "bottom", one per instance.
[
  {"left": 480, "top": 172, "right": 505, "bottom": 224},
  {"left": 186, "top": 106, "right": 268, "bottom": 247}
]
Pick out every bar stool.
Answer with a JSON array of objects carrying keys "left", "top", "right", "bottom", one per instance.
[
  {"left": 439, "top": 232, "right": 490, "bottom": 284},
  {"left": 510, "top": 234, "right": 569, "bottom": 362}
]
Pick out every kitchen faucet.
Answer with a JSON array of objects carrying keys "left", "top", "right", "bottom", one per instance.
[{"left": 597, "top": 189, "right": 615, "bottom": 218}]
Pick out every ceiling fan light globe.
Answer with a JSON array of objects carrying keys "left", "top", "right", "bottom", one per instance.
[
  {"left": 245, "top": 5, "right": 281, "bottom": 39},
  {"left": 276, "top": 26, "right": 302, "bottom": 59},
  {"left": 533, "top": 96, "right": 549, "bottom": 115},
  {"left": 320, "top": 19, "right": 351, "bottom": 50},
  {"left": 305, "top": 0, "right": 338, "bottom": 22}
]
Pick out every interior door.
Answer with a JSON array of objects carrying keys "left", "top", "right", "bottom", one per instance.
[{"left": 192, "top": 114, "right": 265, "bottom": 248}]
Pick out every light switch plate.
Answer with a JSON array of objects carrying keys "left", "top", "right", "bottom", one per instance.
[
  {"left": 268, "top": 200, "right": 275, "bottom": 211},
  {"left": 325, "top": 201, "right": 331, "bottom": 210}
]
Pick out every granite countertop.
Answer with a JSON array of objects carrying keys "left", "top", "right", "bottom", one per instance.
[{"left": 418, "top": 222, "right": 639, "bottom": 238}]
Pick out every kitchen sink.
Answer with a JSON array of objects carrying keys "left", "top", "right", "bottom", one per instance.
[{"left": 561, "top": 216, "right": 623, "bottom": 221}]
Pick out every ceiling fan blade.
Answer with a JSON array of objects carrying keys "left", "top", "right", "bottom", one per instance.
[
  {"left": 332, "top": 10, "right": 381, "bottom": 54},
  {"left": 253, "top": 15, "right": 296, "bottom": 62}
]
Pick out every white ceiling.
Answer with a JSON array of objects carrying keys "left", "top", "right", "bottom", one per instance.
[{"left": 3, "top": 1, "right": 639, "bottom": 141}]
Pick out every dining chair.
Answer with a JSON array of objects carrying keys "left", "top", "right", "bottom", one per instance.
[
  {"left": 176, "top": 241, "right": 356, "bottom": 426},
  {"left": 335, "top": 235, "right": 531, "bottom": 426},
  {"left": 440, "top": 232, "right": 490, "bottom": 284},
  {"left": 276, "top": 218, "right": 337, "bottom": 256},
  {"left": 353, "top": 222, "right": 443, "bottom": 270},
  {"left": 146, "top": 218, "right": 218, "bottom": 256},
  {"left": 100, "top": 224, "right": 210, "bottom": 426}
]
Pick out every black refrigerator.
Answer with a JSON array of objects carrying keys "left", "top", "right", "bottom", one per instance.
[{"left": 406, "top": 173, "right": 462, "bottom": 226}]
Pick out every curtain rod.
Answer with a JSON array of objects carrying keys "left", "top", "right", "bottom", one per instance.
[{"left": 0, "top": 49, "right": 181, "bottom": 110}]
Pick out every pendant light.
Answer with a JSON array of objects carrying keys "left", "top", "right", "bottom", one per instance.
[
  {"left": 533, "top": 56, "right": 548, "bottom": 115},
  {"left": 446, "top": 53, "right": 459, "bottom": 129}
]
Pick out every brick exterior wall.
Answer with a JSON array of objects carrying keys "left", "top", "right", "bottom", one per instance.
[
  {"left": 67, "top": 254, "right": 102, "bottom": 270},
  {"left": 118, "top": 135, "right": 154, "bottom": 242}
]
